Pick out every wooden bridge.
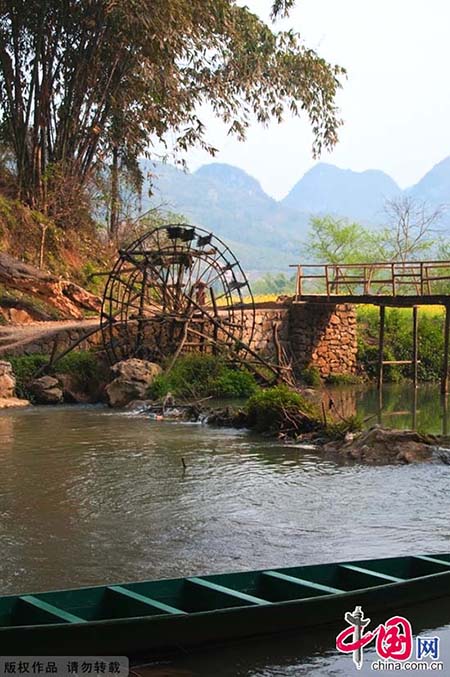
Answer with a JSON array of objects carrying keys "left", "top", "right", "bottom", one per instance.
[
  {"left": 291, "top": 260, "right": 450, "bottom": 305},
  {"left": 291, "top": 260, "right": 450, "bottom": 394}
]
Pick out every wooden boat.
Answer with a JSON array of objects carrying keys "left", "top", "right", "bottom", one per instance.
[{"left": 2, "top": 553, "right": 450, "bottom": 656}]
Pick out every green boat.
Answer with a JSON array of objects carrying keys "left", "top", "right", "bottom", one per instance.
[{"left": 2, "top": 553, "right": 450, "bottom": 656}]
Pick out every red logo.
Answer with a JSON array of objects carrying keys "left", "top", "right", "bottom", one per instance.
[{"left": 336, "top": 606, "right": 413, "bottom": 670}]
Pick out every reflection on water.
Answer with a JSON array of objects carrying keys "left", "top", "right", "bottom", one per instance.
[
  {"left": 1, "top": 403, "right": 450, "bottom": 674},
  {"left": 327, "top": 382, "right": 450, "bottom": 435},
  {"left": 139, "top": 600, "right": 450, "bottom": 676}
]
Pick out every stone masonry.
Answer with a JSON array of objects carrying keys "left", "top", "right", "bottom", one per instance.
[
  {"left": 2, "top": 302, "right": 357, "bottom": 380},
  {"left": 242, "top": 301, "right": 357, "bottom": 378},
  {"left": 288, "top": 303, "right": 357, "bottom": 377}
]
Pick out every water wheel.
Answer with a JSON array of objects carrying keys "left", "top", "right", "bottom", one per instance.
[{"left": 101, "top": 224, "right": 255, "bottom": 364}]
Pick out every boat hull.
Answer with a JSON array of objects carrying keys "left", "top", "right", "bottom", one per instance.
[{"left": 2, "top": 566, "right": 450, "bottom": 656}]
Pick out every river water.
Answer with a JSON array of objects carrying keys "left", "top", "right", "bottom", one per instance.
[{"left": 1, "top": 391, "right": 450, "bottom": 675}]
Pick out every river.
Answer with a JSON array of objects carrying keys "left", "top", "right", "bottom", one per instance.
[{"left": 1, "top": 389, "right": 450, "bottom": 675}]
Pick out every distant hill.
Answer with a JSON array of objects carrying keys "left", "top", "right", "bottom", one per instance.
[
  {"left": 408, "top": 156, "right": 450, "bottom": 206},
  {"left": 141, "top": 157, "right": 450, "bottom": 274},
  {"left": 141, "top": 162, "right": 309, "bottom": 274},
  {"left": 281, "top": 162, "right": 401, "bottom": 223}
]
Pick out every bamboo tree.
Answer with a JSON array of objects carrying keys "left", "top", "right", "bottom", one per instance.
[{"left": 0, "top": 0, "right": 345, "bottom": 223}]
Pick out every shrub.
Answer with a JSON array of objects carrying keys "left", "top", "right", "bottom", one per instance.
[
  {"left": 147, "top": 354, "right": 258, "bottom": 400},
  {"left": 246, "top": 385, "right": 319, "bottom": 432},
  {"left": 7, "top": 354, "right": 48, "bottom": 399},
  {"left": 300, "top": 365, "right": 321, "bottom": 387},
  {"left": 56, "top": 351, "right": 107, "bottom": 382},
  {"left": 212, "top": 370, "right": 259, "bottom": 398},
  {"left": 148, "top": 374, "right": 172, "bottom": 399},
  {"left": 5, "top": 350, "right": 108, "bottom": 400}
]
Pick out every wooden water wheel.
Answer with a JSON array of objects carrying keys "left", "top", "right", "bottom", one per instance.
[{"left": 101, "top": 224, "right": 255, "bottom": 364}]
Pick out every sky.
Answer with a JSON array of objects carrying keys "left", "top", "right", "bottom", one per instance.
[{"left": 179, "top": 0, "right": 450, "bottom": 200}]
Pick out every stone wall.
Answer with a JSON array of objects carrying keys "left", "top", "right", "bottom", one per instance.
[
  {"left": 3, "top": 302, "right": 357, "bottom": 379},
  {"left": 289, "top": 303, "right": 357, "bottom": 377},
  {"left": 244, "top": 307, "right": 290, "bottom": 357},
  {"left": 3, "top": 327, "right": 103, "bottom": 357},
  {"left": 242, "top": 302, "right": 357, "bottom": 378}
]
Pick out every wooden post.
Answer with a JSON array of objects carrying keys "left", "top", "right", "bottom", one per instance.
[
  {"left": 377, "top": 305, "right": 386, "bottom": 391},
  {"left": 377, "top": 384, "right": 383, "bottom": 425},
  {"left": 412, "top": 306, "right": 419, "bottom": 388},
  {"left": 412, "top": 386, "right": 418, "bottom": 430},
  {"left": 296, "top": 266, "right": 302, "bottom": 299},
  {"left": 442, "top": 394, "right": 449, "bottom": 436},
  {"left": 441, "top": 304, "right": 450, "bottom": 394}
]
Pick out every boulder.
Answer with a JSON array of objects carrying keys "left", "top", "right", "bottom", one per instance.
[
  {"left": 55, "top": 372, "right": 101, "bottom": 404},
  {"left": 105, "top": 359, "right": 162, "bottom": 408},
  {"left": 105, "top": 379, "right": 149, "bottom": 409},
  {"left": 29, "top": 376, "right": 64, "bottom": 405},
  {"left": 323, "top": 426, "right": 437, "bottom": 465},
  {"left": 125, "top": 399, "right": 154, "bottom": 411},
  {"left": 0, "top": 397, "right": 30, "bottom": 409},
  {"left": 0, "top": 361, "right": 15, "bottom": 399},
  {"left": 110, "top": 359, "right": 162, "bottom": 384}
]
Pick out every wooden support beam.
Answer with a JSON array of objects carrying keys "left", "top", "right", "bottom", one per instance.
[
  {"left": 442, "top": 393, "right": 449, "bottom": 436},
  {"left": 442, "top": 305, "right": 450, "bottom": 394},
  {"left": 377, "top": 305, "right": 386, "bottom": 391},
  {"left": 412, "top": 306, "right": 419, "bottom": 388}
]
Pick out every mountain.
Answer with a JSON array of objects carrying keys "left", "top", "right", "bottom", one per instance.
[
  {"left": 140, "top": 157, "right": 450, "bottom": 275},
  {"left": 142, "top": 162, "right": 309, "bottom": 274},
  {"left": 282, "top": 162, "right": 401, "bottom": 223},
  {"left": 409, "top": 156, "right": 450, "bottom": 206}
]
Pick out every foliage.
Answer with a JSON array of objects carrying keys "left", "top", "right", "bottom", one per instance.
[
  {"left": 245, "top": 385, "right": 319, "bottom": 432},
  {"left": 6, "top": 354, "right": 48, "bottom": 399},
  {"left": 5, "top": 351, "right": 107, "bottom": 400},
  {"left": 55, "top": 351, "right": 107, "bottom": 382},
  {"left": 357, "top": 306, "right": 445, "bottom": 382},
  {"left": 300, "top": 365, "right": 321, "bottom": 387},
  {"left": 305, "top": 216, "right": 373, "bottom": 265},
  {"left": 212, "top": 370, "right": 259, "bottom": 399},
  {"left": 252, "top": 273, "right": 296, "bottom": 296},
  {"left": 148, "top": 354, "right": 258, "bottom": 400},
  {"left": 0, "top": 0, "right": 344, "bottom": 225},
  {"left": 305, "top": 205, "right": 449, "bottom": 270}
]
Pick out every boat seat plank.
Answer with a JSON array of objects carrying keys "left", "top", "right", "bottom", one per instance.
[
  {"left": 19, "top": 596, "right": 86, "bottom": 624},
  {"left": 107, "top": 586, "right": 187, "bottom": 615},
  {"left": 187, "top": 577, "right": 268, "bottom": 606},
  {"left": 264, "top": 571, "right": 343, "bottom": 595},
  {"left": 340, "top": 564, "right": 404, "bottom": 583},
  {"left": 413, "top": 556, "right": 450, "bottom": 568}
]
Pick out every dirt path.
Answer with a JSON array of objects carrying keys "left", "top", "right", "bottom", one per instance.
[{"left": 0, "top": 318, "right": 100, "bottom": 355}]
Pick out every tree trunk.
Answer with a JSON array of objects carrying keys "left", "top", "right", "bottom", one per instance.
[{"left": 109, "top": 146, "right": 120, "bottom": 240}]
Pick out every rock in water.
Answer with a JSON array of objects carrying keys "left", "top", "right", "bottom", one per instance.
[
  {"left": 0, "top": 361, "right": 16, "bottom": 399},
  {"left": 0, "top": 397, "right": 30, "bottom": 409},
  {"left": 29, "top": 376, "right": 64, "bottom": 405},
  {"left": 323, "top": 426, "right": 437, "bottom": 464},
  {"left": 105, "top": 359, "right": 162, "bottom": 408}
]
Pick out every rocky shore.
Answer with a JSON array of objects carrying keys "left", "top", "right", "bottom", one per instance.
[{"left": 1, "top": 356, "right": 450, "bottom": 466}]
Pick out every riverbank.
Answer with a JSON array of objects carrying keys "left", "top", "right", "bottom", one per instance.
[{"left": 3, "top": 351, "right": 450, "bottom": 465}]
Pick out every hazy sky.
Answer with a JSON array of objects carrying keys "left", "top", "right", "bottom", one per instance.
[{"left": 180, "top": 0, "right": 450, "bottom": 200}]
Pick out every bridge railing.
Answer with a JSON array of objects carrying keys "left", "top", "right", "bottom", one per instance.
[{"left": 291, "top": 261, "right": 450, "bottom": 299}]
